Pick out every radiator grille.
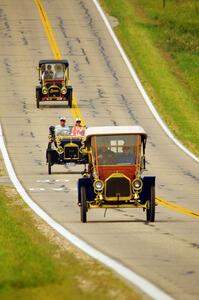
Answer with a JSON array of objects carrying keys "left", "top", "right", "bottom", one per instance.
[
  {"left": 48, "top": 86, "right": 60, "bottom": 97},
  {"left": 105, "top": 176, "right": 131, "bottom": 200},
  {"left": 64, "top": 146, "right": 79, "bottom": 160}
]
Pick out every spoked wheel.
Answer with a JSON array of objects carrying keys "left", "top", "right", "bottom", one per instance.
[
  {"left": 146, "top": 185, "right": 155, "bottom": 222},
  {"left": 68, "top": 90, "right": 72, "bottom": 108},
  {"left": 47, "top": 152, "right": 52, "bottom": 175},
  {"left": 80, "top": 186, "right": 87, "bottom": 223}
]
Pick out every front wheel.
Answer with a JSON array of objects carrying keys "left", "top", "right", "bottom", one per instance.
[
  {"left": 68, "top": 90, "right": 72, "bottom": 108},
  {"left": 80, "top": 186, "right": 87, "bottom": 223},
  {"left": 47, "top": 152, "right": 52, "bottom": 175},
  {"left": 146, "top": 185, "right": 155, "bottom": 222},
  {"left": 36, "top": 98, "right": 40, "bottom": 108},
  {"left": 36, "top": 90, "right": 40, "bottom": 108}
]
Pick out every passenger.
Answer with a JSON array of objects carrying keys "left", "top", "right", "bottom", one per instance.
[
  {"left": 71, "top": 118, "right": 84, "bottom": 136},
  {"left": 118, "top": 145, "right": 136, "bottom": 164},
  {"left": 55, "top": 116, "right": 70, "bottom": 136},
  {"left": 44, "top": 64, "right": 54, "bottom": 79},
  {"left": 98, "top": 145, "right": 115, "bottom": 165},
  {"left": 41, "top": 64, "right": 46, "bottom": 81},
  {"left": 54, "top": 64, "right": 64, "bottom": 79}
]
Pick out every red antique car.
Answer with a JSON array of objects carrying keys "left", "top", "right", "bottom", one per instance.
[{"left": 78, "top": 126, "right": 156, "bottom": 223}]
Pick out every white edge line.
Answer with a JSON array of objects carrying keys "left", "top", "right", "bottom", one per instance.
[
  {"left": 0, "top": 124, "right": 173, "bottom": 300},
  {"left": 93, "top": 0, "right": 199, "bottom": 164}
]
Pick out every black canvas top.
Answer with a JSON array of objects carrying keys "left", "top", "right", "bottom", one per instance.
[{"left": 39, "top": 59, "right": 69, "bottom": 67}]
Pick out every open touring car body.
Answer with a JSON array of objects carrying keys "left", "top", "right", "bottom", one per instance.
[{"left": 46, "top": 125, "right": 88, "bottom": 174}]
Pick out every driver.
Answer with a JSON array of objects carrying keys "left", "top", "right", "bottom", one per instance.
[
  {"left": 54, "top": 64, "right": 64, "bottom": 79},
  {"left": 44, "top": 64, "right": 54, "bottom": 79},
  {"left": 98, "top": 144, "right": 115, "bottom": 165},
  {"left": 55, "top": 116, "right": 70, "bottom": 136},
  {"left": 119, "top": 145, "right": 136, "bottom": 164}
]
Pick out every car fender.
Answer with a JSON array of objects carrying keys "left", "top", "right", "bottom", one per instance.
[
  {"left": 36, "top": 84, "right": 41, "bottom": 91},
  {"left": 46, "top": 149, "right": 59, "bottom": 163},
  {"left": 67, "top": 85, "right": 73, "bottom": 95},
  {"left": 140, "top": 176, "right": 155, "bottom": 204},
  {"left": 78, "top": 177, "right": 95, "bottom": 203},
  {"left": 67, "top": 85, "right": 72, "bottom": 91}
]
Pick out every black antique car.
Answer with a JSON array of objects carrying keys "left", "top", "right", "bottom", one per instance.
[
  {"left": 46, "top": 126, "right": 88, "bottom": 174},
  {"left": 36, "top": 60, "right": 73, "bottom": 108},
  {"left": 78, "top": 126, "right": 156, "bottom": 223}
]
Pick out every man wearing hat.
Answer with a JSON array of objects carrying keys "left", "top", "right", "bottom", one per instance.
[
  {"left": 71, "top": 117, "right": 84, "bottom": 136},
  {"left": 54, "top": 64, "right": 64, "bottom": 79},
  {"left": 55, "top": 116, "right": 70, "bottom": 136},
  {"left": 44, "top": 64, "right": 54, "bottom": 79}
]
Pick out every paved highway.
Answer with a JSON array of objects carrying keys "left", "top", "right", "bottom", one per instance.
[{"left": 0, "top": 0, "right": 198, "bottom": 299}]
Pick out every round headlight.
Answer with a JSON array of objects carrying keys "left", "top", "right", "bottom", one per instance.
[
  {"left": 132, "top": 178, "right": 143, "bottom": 191},
  {"left": 42, "top": 86, "right": 48, "bottom": 94},
  {"left": 61, "top": 87, "right": 67, "bottom": 95},
  {"left": 57, "top": 146, "right": 64, "bottom": 154},
  {"left": 94, "top": 180, "right": 104, "bottom": 191}
]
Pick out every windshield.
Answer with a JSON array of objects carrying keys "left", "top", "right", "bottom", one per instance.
[
  {"left": 41, "top": 63, "right": 65, "bottom": 80},
  {"left": 91, "top": 134, "right": 140, "bottom": 166}
]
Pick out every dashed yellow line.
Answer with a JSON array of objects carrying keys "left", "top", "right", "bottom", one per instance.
[
  {"left": 34, "top": 0, "right": 85, "bottom": 126},
  {"left": 34, "top": 0, "right": 199, "bottom": 220}
]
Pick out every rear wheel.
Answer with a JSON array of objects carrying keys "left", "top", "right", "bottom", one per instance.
[
  {"left": 47, "top": 152, "right": 52, "bottom": 175},
  {"left": 80, "top": 186, "right": 87, "bottom": 223},
  {"left": 68, "top": 90, "right": 72, "bottom": 108},
  {"left": 146, "top": 185, "right": 155, "bottom": 222}
]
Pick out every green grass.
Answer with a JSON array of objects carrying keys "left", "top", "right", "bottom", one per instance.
[
  {"left": 100, "top": 0, "right": 199, "bottom": 155},
  {"left": 0, "top": 185, "right": 140, "bottom": 300}
]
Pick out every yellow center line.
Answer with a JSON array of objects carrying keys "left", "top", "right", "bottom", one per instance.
[
  {"left": 34, "top": 0, "right": 85, "bottom": 126},
  {"left": 156, "top": 197, "right": 199, "bottom": 219},
  {"left": 34, "top": 0, "right": 61, "bottom": 59},
  {"left": 34, "top": 0, "right": 199, "bottom": 220}
]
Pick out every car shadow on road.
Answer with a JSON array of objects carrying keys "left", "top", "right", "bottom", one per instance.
[
  {"left": 87, "top": 219, "right": 192, "bottom": 224},
  {"left": 40, "top": 171, "right": 83, "bottom": 175},
  {"left": 87, "top": 219, "right": 147, "bottom": 223}
]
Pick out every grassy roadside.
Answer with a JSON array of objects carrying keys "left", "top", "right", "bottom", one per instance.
[
  {"left": 100, "top": 0, "right": 199, "bottom": 156},
  {"left": 0, "top": 165, "right": 140, "bottom": 300}
]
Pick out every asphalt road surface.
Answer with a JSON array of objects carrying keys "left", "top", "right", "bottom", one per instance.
[{"left": 0, "top": 0, "right": 199, "bottom": 299}]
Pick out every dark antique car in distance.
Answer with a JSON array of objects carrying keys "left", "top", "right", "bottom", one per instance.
[
  {"left": 46, "top": 125, "right": 88, "bottom": 174},
  {"left": 78, "top": 126, "right": 156, "bottom": 223},
  {"left": 36, "top": 60, "right": 73, "bottom": 108}
]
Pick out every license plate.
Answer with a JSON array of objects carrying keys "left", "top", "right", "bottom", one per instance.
[{"left": 65, "top": 162, "right": 75, "bottom": 167}]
